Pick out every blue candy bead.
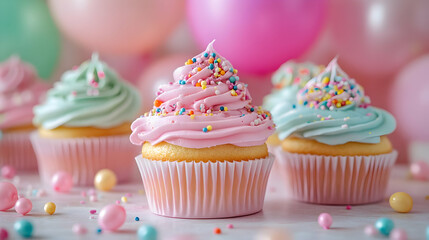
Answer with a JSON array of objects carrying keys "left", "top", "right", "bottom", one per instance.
[
  {"left": 375, "top": 218, "right": 394, "bottom": 236},
  {"left": 138, "top": 225, "right": 158, "bottom": 240},
  {"left": 211, "top": 53, "right": 216, "bottom": 58},
  {"left": 229, "top": 76, "right": 236, "bottom": 83},
  {"left": 203, "top": 52, "right": 208, "bottom": 58},
  {"left": 209, "top": 64, "right": 214, "bottom": 70},
  {"left": 14, "top": 220, "right": 33, "bottom": 238}
]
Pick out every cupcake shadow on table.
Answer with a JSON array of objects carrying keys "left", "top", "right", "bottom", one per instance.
[
  {"left": 130, "top": 41, "right": 276, "bottom": 218},
  {"left": 265, "top": 57, "right": 397, "bottom": 205},
  {"left": 0, "top": 56, "right": 49, "bottom": 171},
  {"left": 30, "top": 54, "right": 141, "bottom": 186}
]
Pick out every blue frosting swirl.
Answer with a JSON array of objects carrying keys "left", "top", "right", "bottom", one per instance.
[{"left": 264, "top": 58, "right": 396, "bottom": 145}]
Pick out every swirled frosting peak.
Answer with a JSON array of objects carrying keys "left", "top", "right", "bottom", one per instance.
[
  {"left": 0, "top": 56, "right": 48, "bottom": 130},
  {"left": 33, "top": 54, "right": 141, "bottom": 129},
  {"left": 130, "top": 41, "right": 275, "bottom": 148},
  {"left": 297, "top": 57, "right": 370, "bottom": 111},
  {"left": 274, "top": 57, "right": 396, "bottom": 145}
]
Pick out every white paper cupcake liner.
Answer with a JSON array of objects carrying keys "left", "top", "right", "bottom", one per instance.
[
  {"left": 136, "top": 154, "right": 275, "bottom": 218},
  {"left": 277, "top": 150, "right": 397, "bottom": 205},
  {"left": 30, "top": 132, "right": 140, "bottom": 186},
  {"left": 0, "top": 131, "right": 38, "bottom": 171}
]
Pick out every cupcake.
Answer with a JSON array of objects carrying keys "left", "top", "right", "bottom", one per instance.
[
  {"left": 274, "top": 57, "right": 397, "bottom": 205},
  {"left": 263, "top": 61, "right": 323, "bottom": 150},
  {"left": 130, "top": 41, "right": 275, "bottom": 218},
  {"left": 31, "top": 54, "right": 141, "bottom": 186},
  {"left": 0, "top": 56, "right": 48, "bottom": 171}
]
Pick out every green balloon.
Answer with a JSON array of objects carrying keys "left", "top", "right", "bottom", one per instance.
[{"left": 0, "top": 0, "right": 60, "bottom": 80}]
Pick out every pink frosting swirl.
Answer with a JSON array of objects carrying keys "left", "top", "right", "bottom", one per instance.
[
  {"left": 0, "top": 56, "right": 49, "bottom": 130},
  {"left": 130, "top": 41, "right": 275, "bottom": 148}
]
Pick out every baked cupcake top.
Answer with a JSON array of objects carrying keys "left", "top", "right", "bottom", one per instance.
[
  {"left": 263, "top": 61, "right": 323, "bottom": 118},
  {"left": 0, "top": 56, "right": 48, "bottom": 130},
  {"left": 33, "top": 54, "right": 141, "bottom": 130},
  {"left": 275, "top": 57, "right": 396, "bottom": 145},
  {"left": 130, "top": 41, "right": 275, "bottom": 148}
]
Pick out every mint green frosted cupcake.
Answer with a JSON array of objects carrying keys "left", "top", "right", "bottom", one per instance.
[{"left": 31, "top": 54, "right": 142, "bottom": 186}]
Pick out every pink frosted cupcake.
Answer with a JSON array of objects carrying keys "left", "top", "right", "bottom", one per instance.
[
  {"left": 130, "top": 41, "right": 275, "bottom": 218},
  {"left": 0, "top": 56, "right": 48, "bottom": 171},
  {"left": 31, "top": 54, "right": 141, "bottom": 186}
]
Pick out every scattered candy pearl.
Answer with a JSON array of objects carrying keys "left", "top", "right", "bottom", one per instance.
[
  {"left": 389, "top": 192, "right": 413, "bottom": 213},
  {"left": 96, "top": 228, "right": 102, "bottom": 234},
  {"left": 94, "top": 169, "right": 117, "bottom": 191},
  {"left": 318, "top": 213, "right": 333, "bottom": 229},
  {"left": 80, "top": 200, "right": 86, "bottom": 204},
  {"left": 390, "top": 229, "right": 407, "bottom": 240},
  {"left": 36, "top": 189, "right": 46, "bottom": 197},
  {"left": 346, "top": 205, "right": 351, "bottom": 210},
  {"left": 81, "top": 191, "right": 87, "bottom": 197},
  {"left": 227, "top": 224, "right": 234, "bottom": 229},
  {"left": 90, "top": 195, "right": 98, "bottom": 202},
  {"left": 125, "top": 193, "right": 133, "bottom": 197},
  {"left": 0, "top": 182, "right": 18, "bottom": 211},
  {"left": 255, "top": 228, "right": 292, "bottom": 240},
  {"left": 72, "top": 224, "right": 87, "bottom": 235},
  {"left": 375, "top": 218, "right": 394, "bottom": 236},
  {"left": 135, "top": 217, "right": 140, "bottom": 221},
  {"left": 14, "top": 197, "right": 32, "bottom": 215},
  {"left": 98, "top": 204, "right": 126, "bottom": 231},
  {"left": 0, "top": 228, "right": 8, "bottom": 240},
  {"left": 14, "top": 219, "right": 33, "bottom": 238},
  {"left": 364, "top": 225, "right": 378, "bottom": 236},
  {"left": 213, "top": 228, "right": 221, "bottom": 234},
  {"left": 137, "top": 225, "right": 157, "bottom": 240},
  {"left": 121, "top": 196, "right": 128, "bottom": 203},
  {"left": 115, "top": 200, "right": 120, "bottom": 205},
  {"left": 51, "top": 171, "right": 73, "bottom": 193},
  {"left": 90, "top": 210, "right": 97, "bottom": 214},
  {"left": 87, "top": 188, "right": 96, "bottom": 196},
  {"left": 410, "top": 161, "right": 429, "bottom": 181},
  {"left": 1, "top": 165, "right": 16, "bottom": 179},
  {"left": 44, "top": 202, "right": 56, "bottom": 215}
]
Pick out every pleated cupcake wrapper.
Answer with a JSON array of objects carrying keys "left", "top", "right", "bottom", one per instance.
[
  {"left": 30, "top": 132, "right": 140, "bottom": 186},
  {"left": 136, "top": 154, "right": 275, "bottom": 219},
  {"left": 0, "top": 131, "right": 38, "bottom": 171},
  {"left": 277, "top": 150, "right": 397, "bottom": 205}
]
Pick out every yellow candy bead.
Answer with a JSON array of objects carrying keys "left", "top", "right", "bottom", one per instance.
[
  {"left": 190, "top": 114, "right": 195, "bottom": 120},
  {"left": 336, "top": 103, "right": 341, "bottom": 108},
  {"left": 94, "top": 169, "right": 117, "bottom": 191},
  {"left": 322, "top": 77, "right": 330, "bottom": 84},
  {"left": 207, "top": 125, "right": 212, "bottom": 131},
  {"left": 202, "top": 85, "right": 207, "bottom": 90},
  {"left": 44, "top": 202, "right": 56, "bottom": 215},
  {"left": 224, "top": 107, "right": 228, "bottom": 111},
  {"left": 201, "top": 81, "right": 207, "bottom": 86},
  {"left": 389, "top": 192, "right": 413, "bottom": 213},
  {"left": 121, "top": 196, "right": 128, "bottom": 203}
]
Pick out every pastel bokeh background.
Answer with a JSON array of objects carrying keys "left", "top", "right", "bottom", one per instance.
[{"left": 1, "top": 0, "right": 429, "bottom": 164}]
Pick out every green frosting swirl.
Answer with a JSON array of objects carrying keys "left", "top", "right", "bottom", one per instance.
[{"left": 33, "top": 54, "right": 141, "bottom": 129}]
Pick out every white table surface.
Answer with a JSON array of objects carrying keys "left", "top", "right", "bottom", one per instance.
[{"left": 1, "top": 165, "right": 428, "bottom": 240}]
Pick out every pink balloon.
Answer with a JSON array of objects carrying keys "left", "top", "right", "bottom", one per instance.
[
  {"left": 138, "top": 54, "right": 191, "bottom": 112},
  {"left": 48, "top": 0, "right": 185, "bottom": 55},
  {"left": 103, "top": 54, "right": 152, "bottom": 85},
  {"left": 51, "top": 171, "right": 73, "bottom": 193},
  {"left": 98, "top": 204, "right": 126, "bottom": 231},
  {"left": 390, "top": 55, "right": 429, "bottom": 141},
  {"left": 329, "top": 1, "right": 429, "bottom": 78},
  {"left": 0, "top": 182, "right": 18, "bottom": 211},
  {"left": 187, "top": 0, "right": 326, "bottom": 75},
  {"left": 15, "top": 197, "right": 32, "bottom": 216}
]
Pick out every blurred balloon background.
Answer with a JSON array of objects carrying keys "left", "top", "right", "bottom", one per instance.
[{"left": 1, "top": 0, "right": 429, "bottom": 163}]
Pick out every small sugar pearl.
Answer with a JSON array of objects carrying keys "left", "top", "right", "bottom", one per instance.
[
  {"left": 318, "top": 213, "right": 332, "bottom": 230},
  {"left": 72, "top": 224, "right": 87, "bottom": 235},
  {"left": 227, "top": 224, "right": 234, "bottom": 229},
  {"left": 213, "top": 228, "right": 221, "bottom": 234},
  {"left": 364, "top": 225, "right": 378, "bottom": 236},
  {"left": 44, "top": 202, "right": 56, "bottom": 215},
  {"left": 90, "top": 210, "right": 97, "bottom": 214},
  {"left": 90, "top": 195, "right": 98, "bottom": 202},
  {"left": 215, "top": 90, "right": 220, "bottom": 95},
  {"left": 121, "top": 196, "right": 128, "bottom": 203}
]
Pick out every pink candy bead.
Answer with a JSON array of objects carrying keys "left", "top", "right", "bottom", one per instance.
[
  {"left": 0, "top": 182, "right": 18, "bottom": 211},
  {"left": 390, "top": 229, "right": 408, "bottom": 240},
  {"left": 98, "top": 204, "right": 126, "bottom": 231},
  {"left": 90, "top": 210, "right": 97, "bottom": 214},
  {"left": 14, "top": 197, "right": 32, "bottom": 215},
  {"left": 364, "top": 225, "right": 378, "bottom": 236},
  {"left": 227, "top": 224, "right": 234, "bottom": 229},
  {"left": 0, "top": 228, "right": 8, "bottom": 240},
  {"left": 72, "top": 224, "right": 87, "bottom": 235},
  {"left": 51, "top": 171, "right": 73, "bottom": 193},
  {"left": 318, "top": 213, "right": 333, "bottom": 230},
  {"left": 90, "top": 195, "right": 98, "bottom": 202},
  {"left": 410, "top": 161, "right": 429, "bottom": 181},
  {"left": 1, "top": 165, "right": 16, "bottom": 179}
]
